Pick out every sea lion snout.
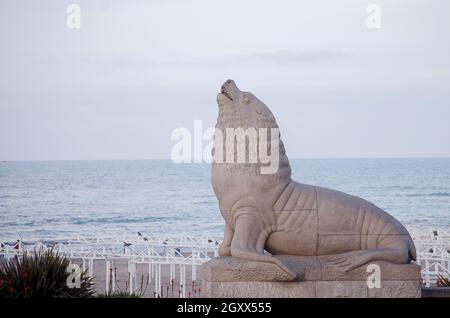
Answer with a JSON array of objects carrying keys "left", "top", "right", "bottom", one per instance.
[{"left": 219, "top": 79, "right": 240, "bottom": 102}]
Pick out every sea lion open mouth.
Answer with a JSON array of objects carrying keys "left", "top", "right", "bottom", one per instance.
[
  {"left": 220, "top": 85, "right": 233, "bottom": 101},
  {"left": 219, "top": 79, "right": 240, "bottom": 102}
]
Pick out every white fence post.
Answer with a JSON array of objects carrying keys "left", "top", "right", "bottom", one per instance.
[
  {"left": 105, "top": 260, "right": 110, "bottom": 294},
  {"left": 88, "top": 258, "right": 93, "bottom": 278}
]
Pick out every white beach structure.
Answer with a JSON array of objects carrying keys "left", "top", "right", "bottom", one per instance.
[{"left": 1, "top": 226, "right": 449, "bottom": 297}]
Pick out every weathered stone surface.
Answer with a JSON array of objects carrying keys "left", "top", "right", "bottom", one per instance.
[
  {"left": 202, "top": 279, "right": 421, "bottom": 298},
  {"left": 277, "top": 255, "right": 322, "bottom": 281},
  {"left": 368, "top": 281, "right": 421, "bottom": 298},
  {"left": 202, "top": 257, "right": 421, "bottom": 282},
  {"left": 201, "top": 257, "right": 422, "bottom": 298},
  {"left": 201, "top": 257, "right": 296, "bottom": 282},
  {"left": 315, "top": 281, "right": 368, "bottom": 298},
  {"left": 320, "top": 260, "right": 421, "bottom": 281},
  {"left": 263, "top": 281, "right": 316, "bottom": 298},
  {"left": 202, "top": 281, "right": 316, "bottom": 298}
]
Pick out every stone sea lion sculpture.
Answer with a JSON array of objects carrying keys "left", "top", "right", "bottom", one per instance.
[{"left": 212, "top": 79, "right": 416, "bottom": 279}]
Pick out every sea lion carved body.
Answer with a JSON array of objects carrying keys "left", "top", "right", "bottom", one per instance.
[{"left": 212, "top": 80, "right": 416, "bottom": 279}]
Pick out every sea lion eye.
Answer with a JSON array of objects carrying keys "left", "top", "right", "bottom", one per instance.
[{"left": 243, "top": 95, "right": 251, "bottom": 105}]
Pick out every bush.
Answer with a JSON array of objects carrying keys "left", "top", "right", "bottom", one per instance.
[{"left": 0, "top": 248, "right": 94, "bottom": 298}]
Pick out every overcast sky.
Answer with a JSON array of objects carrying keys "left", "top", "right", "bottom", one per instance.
[{"left": 1, "top": 0, "right": 449, "bottom": 160}]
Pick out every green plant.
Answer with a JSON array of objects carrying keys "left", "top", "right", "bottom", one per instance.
[
  {"left": 98, "top": 268, "right": 148, "bottom": 298},
  {"left": 0, "top": 248, "right": 94, "bottom": 298},
  {"left": 96, "top": 291, "right": 140, "bottom": 298},
  {"left": 437, "top": 273, "right": 450, "bottom": 287}
]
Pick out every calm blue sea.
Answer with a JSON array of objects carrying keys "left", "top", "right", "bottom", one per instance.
[{"left": 0, "top": 159, "right": 449, "bottom": 242}]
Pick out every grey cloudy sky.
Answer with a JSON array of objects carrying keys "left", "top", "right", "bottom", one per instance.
[{"left": 1, "top": 0, "right": 449, "bottom": 160}]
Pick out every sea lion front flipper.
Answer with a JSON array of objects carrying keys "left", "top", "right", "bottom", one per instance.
[
  {"left": 230, "top": 214, "right": 298, "bottom": 280},
  {"left": 218, "top": 223, "right": 233, "bottom": 256}
]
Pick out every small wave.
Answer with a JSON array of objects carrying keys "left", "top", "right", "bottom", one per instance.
[
  {"left": 71, "top": 215, "right": 181, "bottom": 225},
  {"left": 1, "top": 221, "right": 37, "bottom": 227},
  {"left": 405, "top": 194, "right": 423, "bottom": 197},
  {"left": 428, "top": 192, "right": 450, "bottom": 197},
  {"left": 386, "top": 185, "right": 415, "bottom": 190},
  {"left": 405, "top": 192, "right": 450, "bottom": 198}
]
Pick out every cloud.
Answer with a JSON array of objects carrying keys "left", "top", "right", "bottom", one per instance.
[{"left": 93, "top": 49, "right": 350, "bottom": 74}]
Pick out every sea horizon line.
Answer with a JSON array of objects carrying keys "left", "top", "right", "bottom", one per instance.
[{"left": 1, "top": 157, "right": 450, "bottom": 162}]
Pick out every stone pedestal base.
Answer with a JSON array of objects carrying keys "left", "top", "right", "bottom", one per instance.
[{"left": 201, "top": 256, "right": 421, "bottom": 298}]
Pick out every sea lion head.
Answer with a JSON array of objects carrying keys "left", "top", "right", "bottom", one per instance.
[
  {"left": 212, "top": 79, "right": 291, "bottom": 215},
  {"left": 213, "top": 79, "right": 290, "bottom": 176},
  {"left": 216, "top": 79, "right": 278, "bottom": 130}
]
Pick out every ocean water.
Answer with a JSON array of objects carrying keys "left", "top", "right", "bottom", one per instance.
[{"left": 0, "top": 159, "right": 449, "bottom": 242}]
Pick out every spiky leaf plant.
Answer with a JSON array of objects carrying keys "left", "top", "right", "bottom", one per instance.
[
  {"left": 0, "top": 248, "right": 94, "bottom": 298},
  {"left": 437, "top": 273, "right": 450, "bottom": 287}
]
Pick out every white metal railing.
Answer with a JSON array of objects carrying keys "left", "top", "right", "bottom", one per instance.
[
  {"left": 0, "top": 235, "right": 220, "bottom": 297},
  {"left": 1, "top": 225, "right": 449, "bottom": 294}
]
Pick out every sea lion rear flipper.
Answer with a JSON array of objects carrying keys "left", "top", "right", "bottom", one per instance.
[
  {"left": 231, "top": 214, "right": 298, "bottom": 280},
  {"left": 323, "top": 246, "right": 410, "bottom": 272}
]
